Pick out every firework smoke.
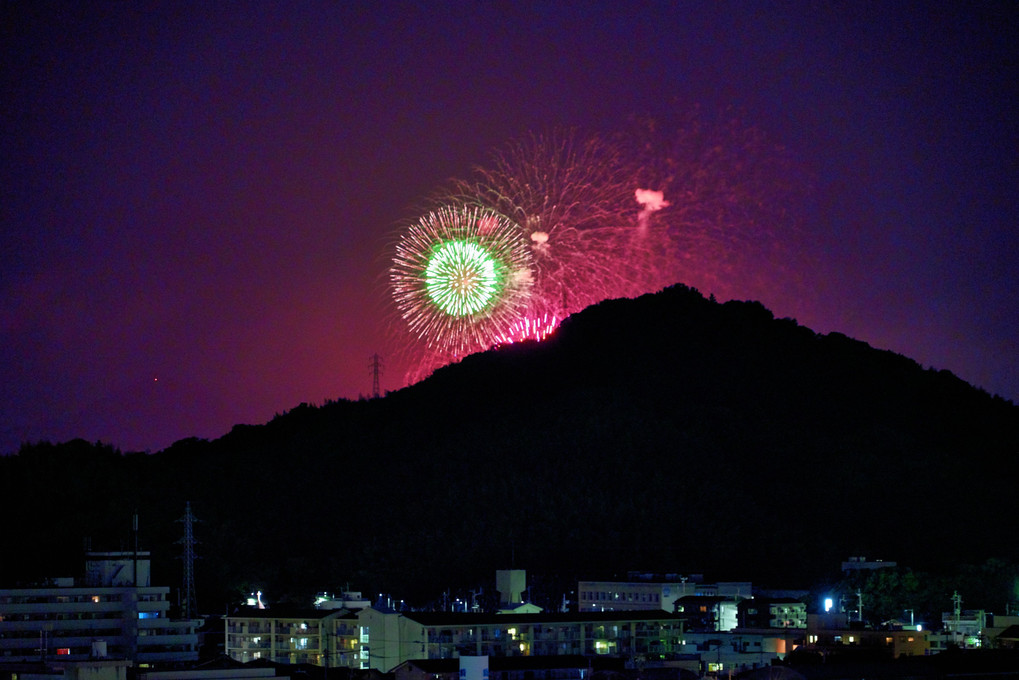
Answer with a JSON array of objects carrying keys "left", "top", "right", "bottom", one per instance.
[{"left": 635, "top": 188, "right": 670, "bottom": 237}]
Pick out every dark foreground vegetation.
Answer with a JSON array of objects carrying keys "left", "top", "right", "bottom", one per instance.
[{"left": 3, "top": 285, "right": 1017, "bottom": 616}]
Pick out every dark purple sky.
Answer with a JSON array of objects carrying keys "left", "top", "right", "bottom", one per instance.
[{"left": 3, "top": 1, "right": 1016, "bottom": 454}]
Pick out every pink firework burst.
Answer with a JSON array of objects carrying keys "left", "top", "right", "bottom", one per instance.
[{"left": 493, "top": 313, "right": 560, "bottom": 347}]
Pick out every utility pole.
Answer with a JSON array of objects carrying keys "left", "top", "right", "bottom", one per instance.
[
  {"left": 952, "top": 591, "right": 962, "bottom": 645},
  {"left": 177, "top": 502, "right": 199, "bottom": 620},
  {"left": 368, "top": 353, "right": 384, "bottom": 398},
  {"left": 133, "top": 512, "right": 140, "bottom": 586}
]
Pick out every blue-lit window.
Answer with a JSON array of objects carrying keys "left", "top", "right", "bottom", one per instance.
[{"left": 138, "top": 611, "right": 159, "bottom": 619}]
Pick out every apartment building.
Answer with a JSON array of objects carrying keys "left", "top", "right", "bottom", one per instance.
[
  {"left": 737, "top": 597, "right": 807, "bottom": 629},
  {"left": 0, "top": 552, "right": 199, "bottom": 665},
  {"left": 578, "top": 575, "right": 751, "bottom": 613},
  {"left": 224, "top": 607, "right": 357, "bottom": 668},
  {"left": 356, "top": 608, "right": 688, "bottom": 673}
]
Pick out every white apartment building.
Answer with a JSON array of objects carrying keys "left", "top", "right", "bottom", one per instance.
[
  {"left": 356, "top": 607, "right": 688, "bottom": 673},
  {"left": 225, "top": 607, "right": 361, "bottom": 668},
  {"left": 578, "top": 576, "right": 752, "bottom": 613},
  {"left": 0, "top": 552, "right": 200, "bottom": 665}
]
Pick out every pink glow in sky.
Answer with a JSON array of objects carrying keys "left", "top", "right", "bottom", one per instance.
[{"left": 2, "top": 2, "right": 1016, "bottom": 453}]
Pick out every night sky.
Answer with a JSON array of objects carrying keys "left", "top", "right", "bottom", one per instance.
[{"left": 3, "top": 2, "right": 1016, "bottom": 454}]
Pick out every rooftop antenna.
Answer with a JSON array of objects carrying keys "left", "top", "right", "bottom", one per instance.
[
  {"left": 470, "top": 588, "right": 483, "bottom": 612},
  {"left": 369, "top": 353, "right": 384, "bottom": 398},
  {"left": 176, "top": 502, "right": 200, "bottom": 619}
]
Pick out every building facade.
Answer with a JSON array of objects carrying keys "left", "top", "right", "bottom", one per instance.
[
  {"left": 357, "top": 608, "right": 688, "bottom": 673},
  {"left": 0, "top": 552, "right": 199, "bottom": 665},
  {"left": 804, "top": 613, "right": 928, "bottom": 658},
  {"left": 224, "top": 607, "right": 357, "bottom": 668},
  {"left": 738, "top": 598, "right": 807, "bottom": 630},
  {"left": 578, "top": 577, "right": 751, "bottom": 614}
]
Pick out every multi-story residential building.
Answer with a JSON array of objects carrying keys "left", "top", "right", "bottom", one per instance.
[
  {"left": 224, "top": 607, "right": 359, "bottom": 668},
  {"left": 578, "top": 575, "right": 751, "bottom": 613},
  {"left": 356, "top": 608, "right": 688, "bottom": 673},
  {"left": 0, "top": 551, "right": 199, "bottom": 666},
  {"left": 674, "top": 596, "right": 740, "bottom": 632},
  {"left": 737, "top": 597, "right": 807, "bottom": 629}
]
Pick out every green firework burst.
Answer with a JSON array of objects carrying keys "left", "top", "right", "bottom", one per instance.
[{"left": 390, "top": 206, "right": 533, "bottom": 359}]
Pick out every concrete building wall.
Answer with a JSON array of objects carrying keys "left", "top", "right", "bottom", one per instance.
[{"left": 0, "top": 586, "right": 197, "bottom": 664}]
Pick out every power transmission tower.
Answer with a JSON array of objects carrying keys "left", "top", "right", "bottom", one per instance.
[
  {"left": 368, "top": 353, "right": 384, "bottom": 398},
  {"left": 176, "top": 501, "right": 199, "bottom": 619}
]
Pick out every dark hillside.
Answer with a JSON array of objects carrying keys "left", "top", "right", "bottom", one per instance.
[{"left": 3, "top": 285, "right": 1016, "bottom": 612}]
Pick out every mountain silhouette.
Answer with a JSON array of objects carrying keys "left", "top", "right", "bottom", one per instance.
[{"left": 3, "top": 284, "right": 1016, "bottom": 611}]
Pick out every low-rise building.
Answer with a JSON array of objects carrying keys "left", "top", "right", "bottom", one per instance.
[
  {"left": 678, "top": 630, "right": 800, "bottom": 676},
  {"left": 392, "top": 655, "right": 627, "bottom": 680},
  {"left": 578, "top": 575, "right": 751, "bottom": 614},
  {"left": 0, "top": 657, "right": 131, "bottom": 680},
  {"left": 803, "top": 613, "right": 928, "bottom": 659},
  {"left": 224, "top": 607, "right": 361, "bottom": 668},
  {"left": 737, "top": 598, "right": 807, "bottom": 630},
  {"left": 674, "top": 597, "right": 739, "bottom": 632},
  {"left": 840, "top": 557, "right": 897, "bottom": 573},
  {"left": 356, "top": 608, "right": 688, "bottom": 673}
]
